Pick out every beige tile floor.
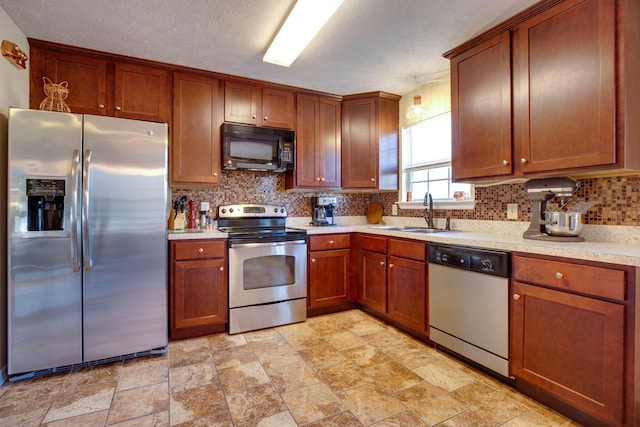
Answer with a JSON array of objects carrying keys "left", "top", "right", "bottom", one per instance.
[{"left": 0, "top": 310, "right": 581, "bottom": 426}]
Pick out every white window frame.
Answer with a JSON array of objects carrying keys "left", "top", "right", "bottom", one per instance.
[{"left": 398, "top": 112, "right": 475, "bottom": 210}]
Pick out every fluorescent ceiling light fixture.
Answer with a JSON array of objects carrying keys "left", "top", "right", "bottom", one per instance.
[{"left": 263, "top": 0, "right": 344, "bottom": 67}]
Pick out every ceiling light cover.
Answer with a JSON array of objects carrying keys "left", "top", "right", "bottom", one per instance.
[{"left": 263, "top": 0, "right": 344, "bottom": 67}]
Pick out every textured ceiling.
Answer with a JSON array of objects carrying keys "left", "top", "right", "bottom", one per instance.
[{"left": 0, "top": 0, "right": 538, "bottom": 96}]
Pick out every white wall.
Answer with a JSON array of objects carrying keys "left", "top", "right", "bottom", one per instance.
[{"left": 0, "top": 5, "right": 29, "bottom": 383}]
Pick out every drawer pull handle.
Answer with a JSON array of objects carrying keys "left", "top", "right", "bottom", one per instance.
[
  {"left": 555, "top": 272, "right": 564, "bottom": 279},
  {"left": 219, "top": 266, "right": 224, "bottom": 271},
  {"left": 513, "top": 293, "right": 521, "bottom": 300},
  {"left": 198, "top": 248, "right": 204, "bottom": 253}
]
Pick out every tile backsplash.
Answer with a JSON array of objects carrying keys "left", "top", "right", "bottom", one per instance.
[{"left": 172, "top": 172, "right": 640, "bottom": 226}]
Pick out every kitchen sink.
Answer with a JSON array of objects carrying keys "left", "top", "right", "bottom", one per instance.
[{"left": 405, "top": 227, "right": 451, "bottom": 233}]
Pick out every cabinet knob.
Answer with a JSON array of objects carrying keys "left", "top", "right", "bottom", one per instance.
[
  {"left": 252, "top": 114, "right": 257, "bottom": 119},
  {"left": 320, "top": 177, "right": 325, "bottom": 181},
  {"left": 513, "top": 293, "right": 521, "bottom": 300},
  {"left": 311, "top": 259, "right": 316, "bottom": 263},
  {"left": 502, "top": 160, "right": 509, "bottom": 166},
  {"left": 380, "top": 261, "right": 385, "bottom": 266},
  {"left": 98, "top": 104, "right": 105, "bottom": 109},
  {"left": 520, "top": 157, "right": 527, "bottom": 164},
  {"left": 213, "top": 172, "right": 218, "bottom": 177},
  {"left": 316, "top": 177, "right": 321, "bottom": 181},
  {"left": 219, "top": 266, "right": 224, "bottom": 271},
  {"left": 371, "top": 178, "right": 376, "bottom": 182},
  {"left": 389, "top": 263, "right": 394, "bottom": 269},
  {"left": 329, "top": 240, "right": 334, "bottom": 245},
  {"left": 115, "top": 106, "right": 122, "bottom": 111},
  {"left": 555, "top": 272, "right": 564, "bottom": 279},
  {"left": 198, "top": 248, "right": 204, "bottom": 253},
  {"left": 264, "top": 116, "right": 268, "bottom": 120}
]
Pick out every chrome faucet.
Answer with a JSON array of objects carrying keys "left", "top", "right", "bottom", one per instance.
[{"left": 423, "top": 191, "right": 434, "bottom": 228}]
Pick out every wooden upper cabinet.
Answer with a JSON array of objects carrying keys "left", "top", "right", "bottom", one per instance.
[
  {"left": 451, "top": 32, "right": 512, "bottom": 180},
  {"left": 513, "top": 0, "right": 616, "bottom": 174},
  {"left": 262, "top": 87, "right": 295, "bottom": 129},
  {"left": 172, "top": 72, "right": 222, "bottom": 186},
  {"left": 224, "top": 81, "right": 294, "bottom": 129},
  {"left": 32, "top": 48, "right": 108, "bottom": 116},
  {"left": 342, "top": 92, "right": 399, "bottom": 190},
  {"left": 29, "top": 43, "right": 170, "bottom": 123},
  {"left": 287, "top": 93, "right": 341, "bottom": 189},
  {"left": 113, "top": 63, "right": 170, "bottom": 123},
  {"left": 446, "top": 0, "right": 640, "bottom": 181}
]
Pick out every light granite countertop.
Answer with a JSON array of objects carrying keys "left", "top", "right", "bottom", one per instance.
[{"left": 168, "top": 216, "right": 640, "bottom": 267}]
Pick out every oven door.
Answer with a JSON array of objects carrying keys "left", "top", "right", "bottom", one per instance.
[{"left": 229, "top": 239, "right": 307, "bottom": 308}]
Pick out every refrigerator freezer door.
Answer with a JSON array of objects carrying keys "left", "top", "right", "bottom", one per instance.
[
  {"left": 8, "top": 109, "right": 84, "bottom": 375},
  {"left": 82, "top": 115, "right": 168, "bottom": 361}
]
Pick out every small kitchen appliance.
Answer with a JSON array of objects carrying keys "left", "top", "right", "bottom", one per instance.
[
  {"left": 523, "top": 177, "right": 584, "bottom": 242},
  {"left": 310, "top": 196, "right": 337, "bottom": 226},
  {"left": 218, "top": 204, "right": 308, "bottom": 334}
]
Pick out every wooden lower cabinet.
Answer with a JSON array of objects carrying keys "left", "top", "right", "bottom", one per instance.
[
  {"left": 387, "top": 255, "right": 426, "bottom": 332},
  {"left": 356, "top": 234, "right": 427, "bottom": 334},
  {"left": 170, "top": 240, "right": 228, "bottom": 340},
  {"left": 511, "top": 254, "right": 635, "bottom": 426},
  {"left": 308, "top": 234, "right": 351, "bottom": 311}
]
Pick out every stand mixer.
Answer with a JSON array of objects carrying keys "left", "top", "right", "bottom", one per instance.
[{"left": 523, "top": 177, "right": 584, "bottom": 242}]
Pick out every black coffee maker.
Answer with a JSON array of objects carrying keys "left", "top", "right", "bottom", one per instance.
[{"left": 310, "top": 196, "right": 337, "bottom": 226}]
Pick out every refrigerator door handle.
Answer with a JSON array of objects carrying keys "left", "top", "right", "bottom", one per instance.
[
  {"left": 70, "top": 149, "right": 81, "bottom": 272},
  {"left": 82, "top": 149, "right": 93, "bottom": 270}
]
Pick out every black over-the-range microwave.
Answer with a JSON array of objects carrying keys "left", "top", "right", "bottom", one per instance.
[{"left": 221, "top": 123, "right": 295, "bottom": 172}]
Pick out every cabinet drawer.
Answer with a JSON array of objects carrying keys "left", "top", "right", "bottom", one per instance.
[
  {"left": 359, "top": 234, "right": 387, "bottom": 253},
  {"left": 388, "top": 239, "right": 426, "bottom": 262},
  {"left": 173, "top": 240, "right": 226, "bottom": 261},
  {"left": 513, "top": 255, "right": 626, "bottom": 301},
  {"left": 309, "top": 234, "right": 350, "bottom": 251}
]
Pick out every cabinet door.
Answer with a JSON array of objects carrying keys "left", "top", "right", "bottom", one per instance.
[
  {"left": 113, "top": 62, "right": 170, "bottom": 123},
  {"left": 172, "top": 73, "right": 222, "bottom": 186},
  {"left": 511, "top": 281, "right": 624, "bottom": 425},
  {"left": 262, "top": 87, "right": 294, "bottom": 129},
  {"left": 224, "top": 81, "right": 259, "bottom": 125},
  {"left": 342, "top": 97, "right": 378, "bottom": 188},
  {"left": 295, "top": 94, "right": 341, "bottom": 188},
  {"left": 308, "top": 249, "right": 350, "bottom": 309},
  {"left": 42, "top": 50, "right": 108, "bottom": 116},
  {"left": 387, "top": 256, "right": 426, "bottom": 332},
  {"left": 513, "top": 0, "right": 616, "bottom": 174},
  {"left": 451, "top": 32, "right": 512, "bottom": 180},
  {"left": 173, "top": 258, "right": 228, "bottom": 331},
  {"left": 358, "top": 249, "right": 387, "bottom": 313}
]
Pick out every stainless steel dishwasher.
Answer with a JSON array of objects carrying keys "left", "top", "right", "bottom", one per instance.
[{"left": 428, "top": 244, "right": 510, "bottom": 378}]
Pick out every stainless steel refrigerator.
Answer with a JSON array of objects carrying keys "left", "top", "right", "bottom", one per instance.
[{"left": 7, "top": 108, "right": 168, "bottom": 378}]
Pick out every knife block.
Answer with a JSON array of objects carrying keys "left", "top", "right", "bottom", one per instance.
[{"left": 173, "top": 212, "right": 186, "bottom": 230}]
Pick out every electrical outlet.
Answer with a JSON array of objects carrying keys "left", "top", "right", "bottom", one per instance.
[
  {"left": 507, "top": 203, "right": 518, "bottom": 220},
  {"left": 391, "top": 204, "right": 398, "bottom": 215}
]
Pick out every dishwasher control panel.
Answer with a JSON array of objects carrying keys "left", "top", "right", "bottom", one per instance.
[{"left": 428, "top": 244, "right": 510, "bottom": 278}]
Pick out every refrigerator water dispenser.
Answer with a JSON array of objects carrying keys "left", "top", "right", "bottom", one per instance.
[{"left": 26, "top": 178, "right": 65, "bottom": 231}]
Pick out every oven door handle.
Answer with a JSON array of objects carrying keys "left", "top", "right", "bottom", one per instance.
[{"left": 229, "top": 239, "right": 307, "bottom": 249}]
